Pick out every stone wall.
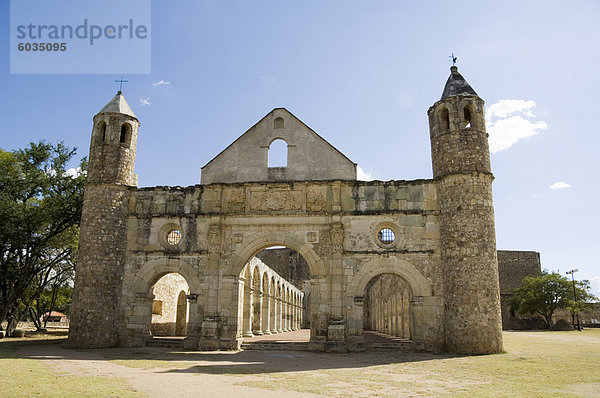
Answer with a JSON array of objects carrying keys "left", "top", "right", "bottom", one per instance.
[
  {"left": 497, "top": 250, "right": 542, "bottom": 329},
  {"left": 113, "top": 177, "right": 445, "bottom": 352},
  {"left": 497, "top": 251, "right": 541, "bottom": 294}
]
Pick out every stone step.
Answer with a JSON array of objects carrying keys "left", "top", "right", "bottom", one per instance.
[
  {"left": 366, "top": 341, "right": 425, "bottom": 351},
  {"left": 146, "top": 338, "right": 185, "bottom": 349},
  {"left": 241, "top": 341, "right": 309, "bottom": 351}
]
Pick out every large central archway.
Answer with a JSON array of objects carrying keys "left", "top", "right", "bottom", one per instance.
[
  {"left": 237, "top": 246, "right": 310, "bottom": 344},
  {"left": 227, "top": 232, "right": 327, "bottom": 348}
]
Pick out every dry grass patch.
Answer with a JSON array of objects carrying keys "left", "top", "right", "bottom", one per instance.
[
  {"left": 0, "top": 336, "right": 141, "bottom": 398},
  {"left": 237, "top": 330, "right": 600, "bottom": 397}
]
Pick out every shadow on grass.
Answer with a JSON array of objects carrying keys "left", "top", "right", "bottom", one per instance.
[{"left": 3, "top": 335, "right": 469, "bottom": 376}]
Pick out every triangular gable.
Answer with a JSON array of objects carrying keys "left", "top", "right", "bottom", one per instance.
[
  {"left": 202, "top": 108, "right": 355, "bottom": 169},
  {"left": 200, "top": 108, "right": 357, "bottom": 184}
]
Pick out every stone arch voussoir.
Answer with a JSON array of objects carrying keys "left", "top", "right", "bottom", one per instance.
[
  {"left": 225, "top": 231, "right": 326, "bottom": 277},
  {"left": 131, "top": 257, "right": 201, "bottom": 295},
  {"left": 348, "top": 256, "right": 432, "bottom": 298}
]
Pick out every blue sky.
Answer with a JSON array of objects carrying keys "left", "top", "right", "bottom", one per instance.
[{"left": 2, "top": 1, "right": 599, "bottom": 294}]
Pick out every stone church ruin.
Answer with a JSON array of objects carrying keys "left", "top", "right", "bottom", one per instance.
[{"left": 69, "top": 66, "right": 505, "bottom": 354}]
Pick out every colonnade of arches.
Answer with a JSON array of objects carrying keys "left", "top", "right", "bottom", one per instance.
[
  {"left": 368, "top": 289, "right": 411, "bottom": 339},
  {"left": 364, "top": 273, "right": 413, "bottom": 339},
  {"left": 238, "top": 257, "right": 304, "bottom": 337}
]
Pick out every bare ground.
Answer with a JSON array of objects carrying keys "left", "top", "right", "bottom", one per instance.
[{"left": 7, "top": 330, "right": 600, "bottom": 397}]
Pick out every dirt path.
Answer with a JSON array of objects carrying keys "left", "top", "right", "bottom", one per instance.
[{"left": 18, "top": 343, "right": 322, "bottom": 397}]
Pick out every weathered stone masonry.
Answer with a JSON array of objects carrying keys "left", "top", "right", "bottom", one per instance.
[{"left": 69, "top": 67, "right": 504, "bottom": 354}]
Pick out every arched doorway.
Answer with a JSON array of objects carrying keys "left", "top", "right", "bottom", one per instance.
[
  {"left": 150, "top": 273, "right": 190, "bottom": 337},
  {"left": 363, "top": 273, "right": 413, "bottom": 340},
  {"left": 237, "top": 246, "right": 311, "bottom": 343}
]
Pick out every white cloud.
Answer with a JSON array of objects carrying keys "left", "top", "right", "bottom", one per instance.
[
  {"left": 64, "top": 167, "right": 86, "bottom": 178},
  {"left": 486, "top": 99, "right": 547, "bottom": 153},
  {"left": 153, "top": 80, "right": 170, "bottom": 87},
  {"left": 139, "top": 97, "right": 151, "bottom": 106},
  {"left": 357, "top": 165, "right": 373, "bottom": 181},
  {"left": 549, "top": 181, "right": 572, "bottom": 190},
  {"left": 487, "top": 99, "right": 536, "bottom": 119}
]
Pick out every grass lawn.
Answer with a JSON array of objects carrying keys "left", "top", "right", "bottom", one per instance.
[
  {"left": 0, "top": 332, "right": 141, "bottom": 398},
  {"left": 1, "top": 329, "right": 598, "bottom": 397}
]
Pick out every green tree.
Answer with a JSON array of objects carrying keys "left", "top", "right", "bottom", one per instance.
[
  {"left": 508, "top": 271, "right": 597, "bottom": 329},
  {"left": 0, "top": 142, "right": 86, "bottom": 336}
]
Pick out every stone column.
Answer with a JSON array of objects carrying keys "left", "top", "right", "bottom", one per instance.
[
  {"left": 253, "top": 290, "right": 263, "bottom": 336},
  {"left": 262, "top": 293, "right": 271, "bottom": 335},
  {"left": 270, "top": 293, "right": 278, "bottom": 334},
  {"left": 243, "top": 287, "right": 254, "bottom": 338},
  {"left": 277, "top": 297, "right": 284, "bottom": 333},
  {"left": 282, "top": 294, "right": 289, "bottom": 332},
  {"left": 199, "top": 223, "right": 224, "bottom": 350}
]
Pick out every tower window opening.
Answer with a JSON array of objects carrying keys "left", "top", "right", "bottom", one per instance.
[
  {"left": 97, "top": 121, "right": 107, "bottom": 144},
  {"left": 464, "top": 107, "right": 472, "bottom": 128},
  {"left": 274, "top": 117, "right": 284, "bottom": 129},
  {"left": 268, "top": 138, "right": 287, "bottom": 167},
  {"left": 120, "top": 123, "right": 131, "bottom": 146},
  {"left": 440, "top": 108, "right": 450, "bottom": 131}
]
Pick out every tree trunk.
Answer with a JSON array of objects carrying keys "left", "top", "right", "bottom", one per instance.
[
  {"left": 545, "top": 314, "right": 554, "bottom": 330},
  {"left": 6, "top": 313, "right": 18, "bottom": 337}
]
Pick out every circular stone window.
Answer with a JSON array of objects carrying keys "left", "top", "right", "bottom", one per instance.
[
  {"left": 377, "top": 228, "right": 396, "bottom": 245},
  {"left": 166, "top": 229, "right": 182, "bottom": 245}
]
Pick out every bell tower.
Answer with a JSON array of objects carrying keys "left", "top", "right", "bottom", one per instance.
[
  {"left": 428, "top": 66, "right": 503, "bottom": 354},
  {"left": 69, "top": 91, "right": 139, "bottom": 348}
]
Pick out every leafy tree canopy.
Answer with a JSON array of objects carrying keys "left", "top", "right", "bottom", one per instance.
[
  {"left": 0, "top": 142, "right": 86, "bottom": 335},
  {"left": 508, "top": 271, "right": 598, "bottom": 329}
]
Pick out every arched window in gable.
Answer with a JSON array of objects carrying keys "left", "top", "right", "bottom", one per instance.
[
  {"left": 274, "top": 117, "right": 284, "bottom": 129},
  {"left": 268, "top": 138, "right": 287, "bottom": 167}
]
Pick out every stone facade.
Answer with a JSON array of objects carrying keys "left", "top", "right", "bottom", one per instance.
[
  {"left": 69, "top": 67, "right": 505, "bottom": 354},
  {"left": 497, "top": 250, "right": 545, "bottom": 329}
]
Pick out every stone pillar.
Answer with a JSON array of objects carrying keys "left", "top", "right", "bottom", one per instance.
[
  {"left": 282, "top": 295, "right": 289, "bottom": 332},
  {"left": 200, "top": 223, "right": 224, "bottom": 350},
  {"left": 243, "top": 287, "right": 254, "bottom": 338},
  {"left": 271, "top": 293, "right": 278, "bottom": 334},
  {"left": 253, "top": 290, "right": 263, "bottom": 336},
  {"left": 278, "top": 297, "right": 284, "bottom": 333},
  {"left": 262, "top": 293, "right": 271, "bottom": 335}
]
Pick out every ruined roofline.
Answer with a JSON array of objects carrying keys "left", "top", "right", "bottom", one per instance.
[
  {"left": 136, "top": 177, "right": 436, "bottom": 192},
  {"left": 200, "top": 107, "right": 358, "bottom": 171}
]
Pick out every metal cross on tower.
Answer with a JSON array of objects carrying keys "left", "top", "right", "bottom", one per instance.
[
  {"left": 449, "top": 52, "right": 457, "bottom": 65},
  {"left": 115, "top": 77, "right": 128, "bottom": 91}
]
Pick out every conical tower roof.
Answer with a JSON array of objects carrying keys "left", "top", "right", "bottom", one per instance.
[
  {"left": 441, "top": 66, "right": 478, "bottom": 100},
  {"left": 98, "top": 91, "right": 137, "bottom": 118}
]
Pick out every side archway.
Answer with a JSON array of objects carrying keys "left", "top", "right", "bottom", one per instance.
[
  {"left": 346, "top": 256, "right": 433, "bottom": 344},
  {"left": 126, "top": 258, "right": 202, "bottom": 347},
  {"left": 348, "top": 256, "right": 432, "bottom": 298}
]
